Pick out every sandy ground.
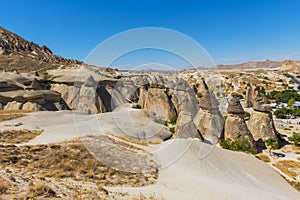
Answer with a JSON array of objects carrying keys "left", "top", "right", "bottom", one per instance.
[
  {"left": 0, "top": 108, "right": 299, "bottom": 199},
  {"left": 107, "top": 139, "right": 300, "bottom": 200},
  {"left": 0, "top": 106, "right": 170, "bottom": 145}
]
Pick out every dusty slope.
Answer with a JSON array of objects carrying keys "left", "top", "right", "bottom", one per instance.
[
  {"left": 0, "top": 106, "right": 171, "bottom": 144},
  {"left": 108, "top": 139, "right": 300, "bottom": 199},
  {"left": 0, "top": 108, "right": 299, "bottom": 199}
]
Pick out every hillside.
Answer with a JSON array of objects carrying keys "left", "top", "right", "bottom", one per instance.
[{"left": 0, "top": 26, "right": 82, "bottom": 72}]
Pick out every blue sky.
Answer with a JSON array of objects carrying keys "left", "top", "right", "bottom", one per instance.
[{"left": 1, "top": 0, "right": 300, "bottom": 69}]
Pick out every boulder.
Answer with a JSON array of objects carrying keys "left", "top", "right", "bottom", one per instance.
[
  {"left": 22, "top": 102, "right": 42, "bottom": 111},
  {"left": 227, "top": 98, "right": 244, "bottom": 116},
  {"left": 252, "top": 96, "right": 272, "bottom": 112},
  {"left": 4, "top": 101, "right": 23, "bottom": 110}
]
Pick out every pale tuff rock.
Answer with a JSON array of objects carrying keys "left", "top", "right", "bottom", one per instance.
[
  {"left": 0, "top": 90, "right": 69, "bottom": 111},
  {"left": 247, "top": 97, "right": 278, "bottom": 147},
  {"left": 252, "top": 96, "right": 272, "bottom": 112},
  {"left": 244, "top": 84, "right": 258, "bottom": 108},
  {"left": 173, "top": 111, "right": 202, "bottom": 139},
  {"left": 3, "top": 101, "right": 23, "bottom": 110},
  {"left": 224, "top": 98, "right": 255, "bottom": 147},
  {"left": 280, "top": 60, "right": 300, "bottom": 72},
  {"left": 194, "top": 90, "right": 224, "bottom": 144}
]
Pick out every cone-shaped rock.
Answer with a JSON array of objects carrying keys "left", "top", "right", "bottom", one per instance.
[
  {"left": 224, "top": 98, "right": 256, "bottom": 147},
  {"left": 247, "top": 96, "right": 278, "bottom": 148},
  {"left": 194, "top": 89, "right": 224, "bottom": 144}
]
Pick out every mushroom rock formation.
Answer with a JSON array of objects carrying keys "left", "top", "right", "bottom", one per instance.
[
  {"left": 194, "top": 89, "right": 224, "bottom": 144},
  {"left": 247, "top": 96, "right": 278, "bottom": 147},
  {"left": 224, "top": 98, "right": 256, "bottom": 147}
]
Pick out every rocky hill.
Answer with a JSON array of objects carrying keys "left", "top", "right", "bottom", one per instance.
[
  {"left": 0, "top": 26, "right": 82, "bottom": 72},
  {"left": 217, "top": 60, "right": 282, "bottom": 71}
]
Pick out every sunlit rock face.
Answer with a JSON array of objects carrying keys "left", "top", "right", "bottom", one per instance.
[
  {"left": 247, "top": 96, "right": 278, "bottom": 147},
  {"left": 194, "top": 90, "right": 224, "bottom": 144},
  {"left": 224, "top": 98, "right": 256, "bottom": 147}
]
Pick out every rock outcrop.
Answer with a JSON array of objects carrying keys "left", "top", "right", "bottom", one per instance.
[
  {"left": 224, "top": 98, "right": 255, "bottom": 147},
  {"left": 139, "top": 88, "right": 177, "bottom": 120},
  {"left": 194, "top": 88, "right": 224, "bottom": 144},
  {"left": 247, "top": 96, "right": 278, "bottom": 147},
  {"left": 244, "top": 84, "right": 258, "bottom": 108},
  {"left": 280, "top": 60, "right": 300, "bottom": 72},
  {"left": 0, "top": 90, "right": 69, "bottom": 111}
]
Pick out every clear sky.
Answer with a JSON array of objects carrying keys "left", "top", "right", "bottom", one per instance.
[{"left": 1, "top": 0, "right": 300, "bottom": 69}]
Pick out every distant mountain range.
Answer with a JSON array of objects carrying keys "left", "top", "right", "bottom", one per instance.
[{"left": 217, "top": 60, "right": 282, "bottom": 70}]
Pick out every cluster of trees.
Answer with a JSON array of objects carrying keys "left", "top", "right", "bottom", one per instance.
[
  {"left": 274, "top": 107, "right": 300, "bottom": 118},
  {"left": 266, "top": 89, "right": 300, "bottom": 103},
  {"left": 220, "top": 139, "right": 257, "bottom": 154}
]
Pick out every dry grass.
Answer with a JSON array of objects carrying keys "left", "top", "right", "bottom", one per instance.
[
  {"left": 112, "top": 134, "right": 161, "bottom": 146},
  {"left": 27, "top": 182, "right": 56, "bottom": 198},
  {"left": 133, "top": 193, "right": 165, "bottom": 200},
  {"left": 273, "top": 160, "right": 300, "bottom": 179},
  {"left": 281, "top": 176, "right": 300, "bottom": 192},
  {"left": 0, "top": 110, "right": 31, "bottom": 122},
  {"left": 107, "top": 135, "right": 145, "bottom": 152},
  {"left": 0, "top": 178, "right": 8, "bottom": 194},
  {"left": 0, "top": 129, "right": 43, "bottom": 144},
  {"left": 255, "top": 153, "right": 271, "bottom": 162},
  {"left": 0, "top": 139, "right": 157, "bottom": 189},
  {"left": 281, "top": 145, "right": 300, "bottom": 154}
]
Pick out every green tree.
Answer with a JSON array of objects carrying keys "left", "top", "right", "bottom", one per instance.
[
  {"left": 288, "top": 132, "right": 300, "bottom": 146},
  {"left": 274, "top": 108, "right": 292, "bottom": 118},
  {"left": 288, "top": 98, "right": 296, "bottom": 107},
  {"left": 265, "top": 138, "right": 279, "bottom": 155},
  {"left": 292, "top": 108, "right": 300, "bottom": 116}
]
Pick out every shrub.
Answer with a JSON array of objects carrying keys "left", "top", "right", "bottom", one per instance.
[
  {"left": 288, "top": 132, "right": 300, "bottom": 146},
  {"left": 244, "top": 112, "right": 251, "bottom": 119},
  {"left": 169, "top": 115, "right": 178, "bottom": 125},
  {"left": 220, "top": 139, "right": 257, "bottom": 154},
  {"left": 232, "top": 92, "right": 244, "bottom": 99},
  {"left": 155, "top": 119, "right": 167, "bottom": 126},
  {"left": 169, "top": 127, "right": 175, "bottom": 134},
  {"left": 265, "top": 138, "right": 279, "bottom": 150},
  {"left": 196, "top": 92, "right": 203, "bottom": 98}
]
